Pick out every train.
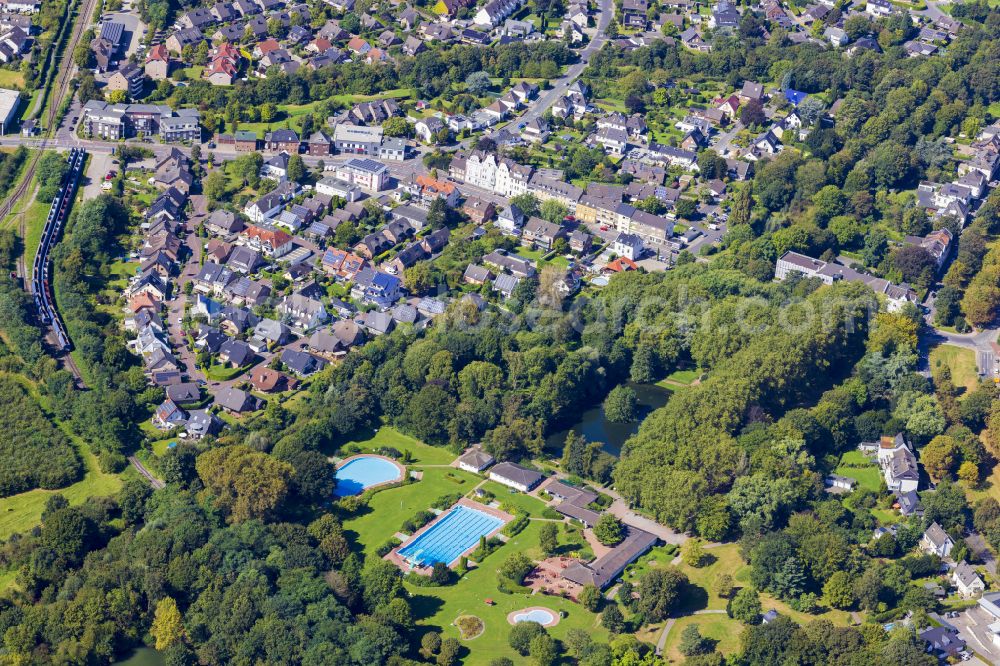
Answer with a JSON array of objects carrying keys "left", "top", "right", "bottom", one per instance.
[{"left": 31, "top": 148, "right": 86, "bottom": 352}]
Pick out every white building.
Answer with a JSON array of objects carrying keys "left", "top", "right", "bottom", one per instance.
[
  {"left": 920, "top": 522, "right": 955, "bottom": 559},
  {"left": 456, "top": 447, "right": 495, "bottom": 473},
  {"left": 488, "top": 462, "right": 544, "bottom": 492},
  {"left": 334, "top": 157, "right": 389, "bottom": 192},
  {"left": 775, "top": 251, "right": 918, "bottom": 313},
  {"left": 952, "top": 561, "right": 986, "bottom": 599},
  {"left": 612, "top": 232, "right": 644, "bottom": 260},
  {"left": 0, "top": 88, "right": 19, "bottom": 134}
]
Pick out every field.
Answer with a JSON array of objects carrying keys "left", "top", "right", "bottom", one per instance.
[
  {"left": 340, "top": 426, "right": 457, "bottom": 465},
  {"left": 661, "top": 614, "right": 743, "bottom": 662},
  {"left": 0, "top": 69, "right": 25, "bottom": 89},
  {"left": 928, "top": 344, "right": 980, "bottom": 396},
  {"left": 834, "top": 450, "right": 882, "bottom": 492}
]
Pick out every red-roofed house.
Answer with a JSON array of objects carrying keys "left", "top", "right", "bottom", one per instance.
[
  {"left": 347, "top": 36, "right": 371, "bottom": 54},
  {"left": 145, "top": 44, "right": 171, "bottom": 80},
  {"left": 242, "top": 224, "right": 294, "bottom": 257},
  {"left": 205, "top": 42, "right": 240, "bottom": 85},
  {"left": 306, "top": 37, "right": 333, "bottom": 54},
  {"left": 604, "top": 257, "right": 639, "bottom": 273},
  {"left": 254, "top": 38, "right": 281, "bottom": 58},
  {"left": 715, "top": 95, "right": 740, "bottom": 118}
]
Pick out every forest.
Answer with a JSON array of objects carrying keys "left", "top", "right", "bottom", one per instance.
[{"left": 0, "top": 375, "right": 81, "bottom": 496}]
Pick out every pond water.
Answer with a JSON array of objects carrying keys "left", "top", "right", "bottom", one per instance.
[
  {"left": 544, "top": 383, "right": 672, "bottom": 457},
  {"left": 113, "top": 648, "right": 165, "bottom": 666}
]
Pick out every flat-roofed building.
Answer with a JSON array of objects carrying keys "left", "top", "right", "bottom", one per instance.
[{"left": 0, "top": 87, "right": 18, "bottom": 134}]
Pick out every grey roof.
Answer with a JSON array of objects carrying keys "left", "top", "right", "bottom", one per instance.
[
  {"left": 547, "top": 480, "right": 598, "bottom": 506},
  {"left": 166, "top": 382, "right": 200, "bottom": 403},
  {"left": 561, "top": 526, "right": 659, "bottom": 589},
  {"left": 214, "top": 387, "right": 257, "bottom": 412},
  {"left": 457, "top": 448, "right": 495, "bottom": 470},
  {"left": 490, "top": 462, "right": 543, "bottom": 488},
  {"left": 924, "top": 522, "right": 952, "bottom": 549},
  {"left": 954, "top": 561, "right": 983, "bottom": 588}
]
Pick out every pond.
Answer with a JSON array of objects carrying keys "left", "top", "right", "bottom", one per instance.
[
  {"left": 544, "top": 383, "right": 672, "bottom": 457},
  {"left": 113, "top": 648, "right": 164, "bottom": 666}
]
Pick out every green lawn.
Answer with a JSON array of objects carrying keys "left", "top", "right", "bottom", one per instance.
[
  {"left": 0, "top": 69, "right": 24, "bottom": 89},
  {"left": 834, "top": 450, "right": 882, "bottom": 493},
  {"left": 341, "top": 426, "right": 457, "bottom": 465},
  {"left": 342, "top": 467, "right": 479, "bottom": 556},
  {"left": 204, "top": 363, "right": 250, "bottom": 381},
  {"left": 929, "top": 344, "right": 980, "bottom": 396},
  {"left": 661, "top": 614, "right": 743, "bottom": 662},
  {"left": 480, "top": 481, "right": 548, "bottom": 517},
  {"left": 406, "top": 519, "right": 608, "bottom": 666}
]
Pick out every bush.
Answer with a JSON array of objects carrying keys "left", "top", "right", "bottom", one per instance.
[
  {"left": 401, "top": 510, "right": 436, "bottom": 534},
  {"left": 502, "top": 514, "right": 529, "bottom": 537},
  {"left": 508, "top": 621, "right": 546, "bottom": 656},
  {"left": 431, "top": 492, "right": 463, "bottom": 510},
  {"left": 376, "top": 537, "right": 401, "bottom": 557}
]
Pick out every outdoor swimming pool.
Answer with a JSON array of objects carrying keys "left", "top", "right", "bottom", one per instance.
[
  {"left": 398, "top": 504, "right": 504, "bottom": 567},
  {"left": 334, "top": 455, "right": 403, "bottom": 496},
  {"left": 512, "top": 609, "right": 556, "bottom": 625}
]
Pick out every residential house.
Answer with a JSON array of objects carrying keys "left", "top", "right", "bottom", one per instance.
[
  {"left": 214, "top": 387, "right": 261, "bottom": 414},
  {"left": 952, "top": 561, "right": 986, "bottom": 599},
  {"left": 277, "top": 293, "right": 328, "bottom": 331},
  {"left": 921, "top": 522, "right": 955, "bottom": 559}
]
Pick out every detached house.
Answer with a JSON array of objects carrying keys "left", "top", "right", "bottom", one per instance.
[
  {"left": 952, "top": 561, "right": 986, "bottom": 599},
  {"left": 921, "top": 522, "right": 954, "bottom": 559},
  {"left": 277, "top": 293, "right": 328, "bottom": 331},
  {"left": 877, "top": 433, "right": 919, "bottom": 494}
]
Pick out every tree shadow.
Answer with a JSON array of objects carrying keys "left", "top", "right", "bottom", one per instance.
[
  {"left": 697, "top": 553, "right": 717, "bottom": 568},
  {"left": 409, "top": 594, "right": 446, "bottom": 621},
  {"left": 676, "top": 583, "right": 710, "bottom": 615}
]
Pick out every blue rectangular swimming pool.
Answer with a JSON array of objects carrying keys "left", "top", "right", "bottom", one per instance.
[{"left": 398, "top": 504, "right": 504, "bottom": 567}]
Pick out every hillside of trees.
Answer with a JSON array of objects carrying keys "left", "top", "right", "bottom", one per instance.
[{"left": 0, "top": 375, "right": 81, "bottom": 496}]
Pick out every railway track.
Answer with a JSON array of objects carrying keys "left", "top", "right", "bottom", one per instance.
[
  {"left": 33, "top": 147, "right": 85, "bottom": 353},
  {"left": 0, "top": 0, "right": 101, "bottom": 275}
]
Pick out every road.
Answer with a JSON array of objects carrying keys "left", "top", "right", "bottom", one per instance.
[{"left": 490, "top": 0, "right": 615, "bottom": 137}]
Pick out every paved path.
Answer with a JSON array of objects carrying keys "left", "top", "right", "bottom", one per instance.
[{"left": 655, "top": 618, "right": 676, "bottom": 655}]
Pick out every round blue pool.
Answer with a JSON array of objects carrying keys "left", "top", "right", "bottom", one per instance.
[{"left": 334, "top": 455, "right": 403, "bottom": 496}]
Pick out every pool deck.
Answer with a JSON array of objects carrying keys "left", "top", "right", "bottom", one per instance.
[
  {"left": 507, "top": 606, "right": 561, "bottom": 628},
  {"left": 335, "top": 454, "right": 406, "bottom": 495},
  {"left": 385, "top": 498, "right": 514, "bottom": 574}
]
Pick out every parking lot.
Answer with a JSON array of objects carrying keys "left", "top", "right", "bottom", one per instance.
[{"left": 943, "top": 607, "right": 1000, "bottom": 664}]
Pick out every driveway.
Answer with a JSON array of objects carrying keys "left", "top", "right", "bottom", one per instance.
[{"left": 940, "top": 608, "right": 1000, "bottom": 663}]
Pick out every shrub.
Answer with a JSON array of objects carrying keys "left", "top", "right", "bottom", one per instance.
[
  {"left": 376, "top": 537, "right": 401, "bottom": 557},
  {"left": 502, "top": 514, "right": 529, "bottom": 537}
]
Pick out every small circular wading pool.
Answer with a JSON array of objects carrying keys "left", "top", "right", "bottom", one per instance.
[
  {"left": 334, "top": 455, "right": 404, "bottom": 496},
  {"left": 507, "top": 607, "right": 560, "bottom": 627}
]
